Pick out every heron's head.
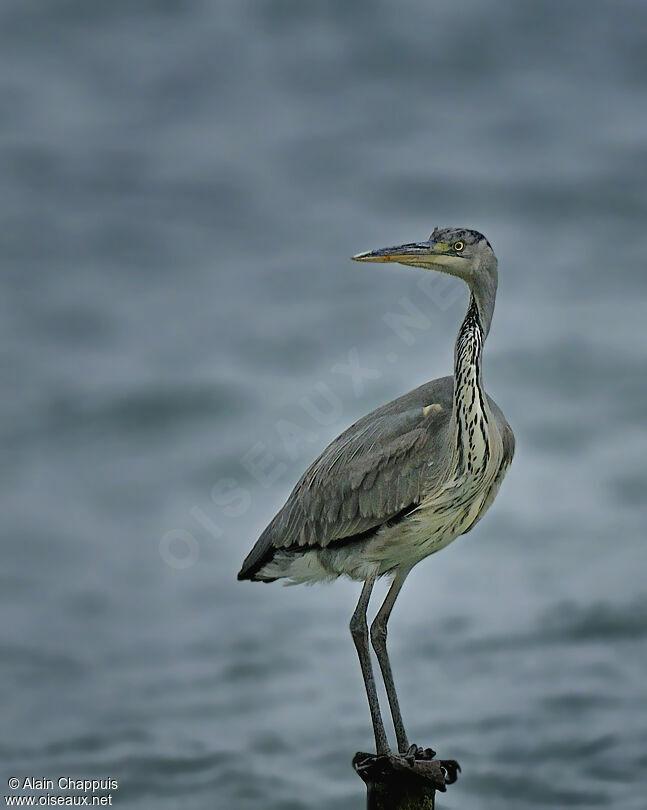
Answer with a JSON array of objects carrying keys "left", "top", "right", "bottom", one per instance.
[{"left": 352, "top": 227, "right": 497, "bottom": 289}]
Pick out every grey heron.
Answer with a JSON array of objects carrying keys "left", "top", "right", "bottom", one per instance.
[{"left": 238, "top": 227, "right": 515, "bottom": 759}]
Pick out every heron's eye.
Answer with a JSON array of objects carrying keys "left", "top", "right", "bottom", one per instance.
[{"left": 453, "top": 241, "right": 464, "bottom": 252}]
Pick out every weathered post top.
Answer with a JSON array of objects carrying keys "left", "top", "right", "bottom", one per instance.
[{"left": 353, "top": 750, "right": 460, "bottom": 810}]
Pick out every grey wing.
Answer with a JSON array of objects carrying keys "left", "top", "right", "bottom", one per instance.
[
  {"left": 238, "top": 376, "right": 455, "bottom": 580},
  {"left": 461, "top": 393, "right": 515, "bottom": 534},
  {"left": 486, "top": 393, "right": 515, "bottom": 467}
]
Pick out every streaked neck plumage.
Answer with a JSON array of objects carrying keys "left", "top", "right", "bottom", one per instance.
[{"left": 452, "top": 288, "right": 493, "bottom": 475}]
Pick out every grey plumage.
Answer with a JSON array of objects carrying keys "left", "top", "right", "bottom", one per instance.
[
  {"left": 239, "top": 376, "right": 513, "bottom": 582},
  {"left": 238, "top": 226, "right": 514, "bottom": 758}
]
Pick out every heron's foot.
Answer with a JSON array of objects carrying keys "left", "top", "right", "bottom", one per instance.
[
  {"left": 401, "top": 744, "right": 436, "bottom": 767},
  {"left": 395, "top": 747, "right": 461, "bottom": 784}
]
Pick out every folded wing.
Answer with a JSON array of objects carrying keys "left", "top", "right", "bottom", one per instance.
[{"left": 238, "top": 377, "right": 455, "bottom": 580}]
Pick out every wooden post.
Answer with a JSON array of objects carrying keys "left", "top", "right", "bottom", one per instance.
[{"left": 353, "top": 750, "right": 460, "bottom": 810}]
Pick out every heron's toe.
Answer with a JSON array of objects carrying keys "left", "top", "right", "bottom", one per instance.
[
  {"left": 439, "top": 759, "right": 461, "bottom": 784},
  {"left": 401, "top": 744, "right": 436, "bottom": 766}
]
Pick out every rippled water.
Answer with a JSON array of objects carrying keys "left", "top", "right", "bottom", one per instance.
[{"left": 2, "top": 1, "right": 646, "bottom": 808}]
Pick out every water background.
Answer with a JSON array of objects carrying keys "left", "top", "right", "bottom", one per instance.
[{"left": 2, "top": 1, "right": 647, "bottom": 808}]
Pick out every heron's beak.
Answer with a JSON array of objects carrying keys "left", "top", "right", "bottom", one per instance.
[{"left": 352, "top": 241, "right": 466, "bottom": 273}]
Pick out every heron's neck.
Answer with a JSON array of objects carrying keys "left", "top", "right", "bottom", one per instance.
[{"left": 452, "top": 294, "right": 490, "bottom": 473}]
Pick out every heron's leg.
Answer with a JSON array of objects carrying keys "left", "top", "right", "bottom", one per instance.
[
  {"left": 350, "top": 570, "right": 389, "bottom": 755},
  {"left": 370, "top": 567, "right": 412, "bottom": 753}
]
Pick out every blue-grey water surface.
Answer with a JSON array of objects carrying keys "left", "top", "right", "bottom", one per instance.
[{"left": 1, "top": 1, "right": 647, "bottom": 808}]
